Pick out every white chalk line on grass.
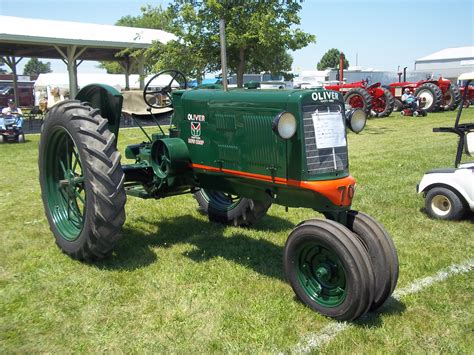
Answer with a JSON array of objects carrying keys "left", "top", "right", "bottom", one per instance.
[{"left": 291, "top": 258, "right": 474, "bottom": 354}]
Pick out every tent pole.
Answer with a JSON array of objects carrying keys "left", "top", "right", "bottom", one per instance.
[
  {"left": 136, "top": 53, "right": 145, "bottom": 90},
  {"left": 54, "top": 45, "right": 87, "bottom": 98}
]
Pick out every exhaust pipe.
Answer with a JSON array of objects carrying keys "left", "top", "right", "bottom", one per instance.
[
  {"left": 339, "top": 53, "right": 345, "bottom": 83},
  {"left": 219, "top": 18, "right": 228, "bottom": 91}
]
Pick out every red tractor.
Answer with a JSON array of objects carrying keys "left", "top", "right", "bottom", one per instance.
[
  {"left": 324, "top": 80, "right": 395, "bottom": 118},
  {"left": 458, "top": 82, "right": 474, "bottom": 108},
  {"left": 389, "top": 68, "right": 461, "bottom": 112},
  {"left": 322, "top": 53, "right": 395, "bottom": 118}
]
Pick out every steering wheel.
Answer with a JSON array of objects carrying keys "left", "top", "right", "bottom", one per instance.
[{"left": 143, "top": 70, "right": 188, "bottom": 109}]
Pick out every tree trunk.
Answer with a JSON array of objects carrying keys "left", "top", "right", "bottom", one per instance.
[{"left": 237, "top": 47, "right": 246, "bottom": 88}]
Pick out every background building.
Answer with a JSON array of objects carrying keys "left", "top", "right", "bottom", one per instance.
[{"left": 415, "top": 46, "right": 474, "bottom": 82}]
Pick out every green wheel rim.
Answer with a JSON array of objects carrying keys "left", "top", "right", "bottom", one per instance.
[
  {"left": 296, "top": 241, "right": 347, "bottom": 307},
  {"left": 44, "top": 127, "right": 86, "bottom": 241},
  {"left": 201, "top": 190, "right": 241, "bottom": 212}
]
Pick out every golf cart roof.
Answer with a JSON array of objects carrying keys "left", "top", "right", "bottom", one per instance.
[{"left": 458, "top": 72, "right": 474, "bottom": 81}]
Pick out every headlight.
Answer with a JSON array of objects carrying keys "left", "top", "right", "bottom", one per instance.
[
  {"left": 345, "top": 108, "right": 367, "bottom": 134},
  {"left": 272, "top": 112, "right": 297, "bottom": 139}
]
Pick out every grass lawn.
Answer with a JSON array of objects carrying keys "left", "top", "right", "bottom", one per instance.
[{"left": 1, "top": 109, "right": 473, "bottom": 352}]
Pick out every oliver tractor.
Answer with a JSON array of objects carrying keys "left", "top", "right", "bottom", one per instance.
[
  {"left": 38, "top": 69, "right": 399, "bottom": 321},
  {"left": 389, "top": 74, "right": 461, "bottom": 112},
  {"left": 324, "top": 80, "right": 395, "bottom": 118}
]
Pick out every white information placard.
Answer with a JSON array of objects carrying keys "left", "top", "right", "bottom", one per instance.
[{"left": 311, "top": 111, "right": 347, "bottom": 148}]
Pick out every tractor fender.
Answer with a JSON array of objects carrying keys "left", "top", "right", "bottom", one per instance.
[
  {"left": 75, "top": 84, "right": 123, "bottom": 138},
  {"left": 417, "top": 169, "right": 474, "bottom": 210}
]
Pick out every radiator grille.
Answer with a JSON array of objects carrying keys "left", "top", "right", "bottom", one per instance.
[{"left": 302, "top": 104, "right": 348, "bottom": 175}]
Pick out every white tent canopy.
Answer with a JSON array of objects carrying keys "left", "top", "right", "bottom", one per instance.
[{"left": 34, "top": 73, "right": 180, "bottom": 92}]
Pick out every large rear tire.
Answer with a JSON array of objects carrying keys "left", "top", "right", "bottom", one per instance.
[
  {"left": 415, "top": 83, "right": 442, "bottom": 112},
  {"left": 444, "top": 85, "right": 461, "bottom": 111},
  {"left": 194, "top": 189, "right": 271, "bottom": 226},
  {"left": 344, "top": 88, "right": 373, "bottom": 115},
  {"left": 284, "top": 218, "right": 375, "bottom": 321},
  {"left": 372, "top": 88, "right": 395, "bottom": 117},
  {"left": 346, "top": 211, "right": 399, "bottom": 310},
  {"left": 39, "top": 100, "right": 126, "bottom": 261}
]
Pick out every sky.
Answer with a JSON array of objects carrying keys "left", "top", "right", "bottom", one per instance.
[{"left": 0, "top": 0, "right": 473, "bottom": 75}]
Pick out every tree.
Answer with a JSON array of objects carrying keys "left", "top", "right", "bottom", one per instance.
[
  {"left": 317, "top": 49, "right": 349, "bottom": 70},
  {"left": 151, "top": 1, "right": 315, "bottom": 87},
  {"left": 23, "top": 58, "right": 52, "bottom": 75}
]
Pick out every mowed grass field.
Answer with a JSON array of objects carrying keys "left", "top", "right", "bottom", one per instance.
[{"left": 1, "top": 109, "right": 473, "bottom": 352}]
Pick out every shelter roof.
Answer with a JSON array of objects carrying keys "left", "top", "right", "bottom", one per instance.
[{"left": 0, "top": 15, "right": 176, "bottom": 61}]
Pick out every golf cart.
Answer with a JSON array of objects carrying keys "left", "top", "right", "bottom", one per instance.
[
  {"left": 417, "top": 72, "right": 474, "bottom": 220},
  {"left": 0, "top": 113, "right": 25, "bottom": 143}
]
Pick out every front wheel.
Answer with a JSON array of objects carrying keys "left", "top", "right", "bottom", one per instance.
[
  {"left": 39, "top": 100, "right": 126, "bottom": 260},
  {"left": 194, "top": 189, "right": 271, "bottom": 226},
  {"left": 425, "top": 187, "right": 466, "bottom": 220},
  {"left": 346, "top": 211, "right": 398, "bottom": 310},
  {"left": 284, "top": 219, "right": 375, "bottom": 321},
  {"left": 393, "top": 98, "right": 403, "bottom": 112}
]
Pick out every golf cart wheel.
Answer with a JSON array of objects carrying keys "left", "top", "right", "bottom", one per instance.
[
  {"left": 284, "top": 219, "right": 375, "bottom": 321},
  {"left": 346, "top": 211, "right": 399, "bottom": 310},
  {"left": 372, "top": 88, "right": 395, "bottom": 117},
  {"left": 344, "top": 88, "right": 373, "bottom": 115},
  {"left": 415, "top": 83, "right": 442, "bottom": 112},
  {"left": 39, "top": 100, "right": 126, "bottom": 261},
  {"left": 18, "top": 133, "right": 25, "bottom": 143},
  {"left": 444, "top": 85, "right": 461, "bottom": 111},
  {"left": 393, "top": 98, "right": 403, "bottom": 112},
  {"left": 425, "top": 187, "right": 466, "bottom": 220},
  {"left": 194, "top": 189, "right": 271, "bottom": 226}
]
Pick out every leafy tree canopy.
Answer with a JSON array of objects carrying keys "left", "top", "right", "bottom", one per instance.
[
  {"left": 151, "top": 0, "right": 315, "bottom": 86},
  {"left": 23, "top": 58, "right": 52, "bottom": 75},
  {"left": 317, "top": 48, "right": 349, "bottom": 70}
]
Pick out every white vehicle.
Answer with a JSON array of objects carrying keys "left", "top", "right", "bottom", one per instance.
[{"left": 417, "top": 72, "right": 474, "bottom": 220}]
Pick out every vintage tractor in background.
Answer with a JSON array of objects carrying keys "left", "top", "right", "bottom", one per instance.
[
  {"left": 38, "top": 69, "right": 399, "bottom": 321},
  {"left": 324, "top": 54, "right": 394, "bottom": 117},
  {"left": 458, "top": 73, "right": 474, "bottom": 108},
  {"left": 324, "top": 80, "right": 395, "bottom": 118},
  {"left": 389, "top": 67, "right": 461, "bottom": 112}
]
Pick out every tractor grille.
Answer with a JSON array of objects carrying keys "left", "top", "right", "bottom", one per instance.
[{"left": 302, "top": 104, "right": 348, "bottom": 175}]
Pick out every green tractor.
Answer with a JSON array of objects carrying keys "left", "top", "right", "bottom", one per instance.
[{"left": 38, "top": 69, "right": 398, "bottom": 321}]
